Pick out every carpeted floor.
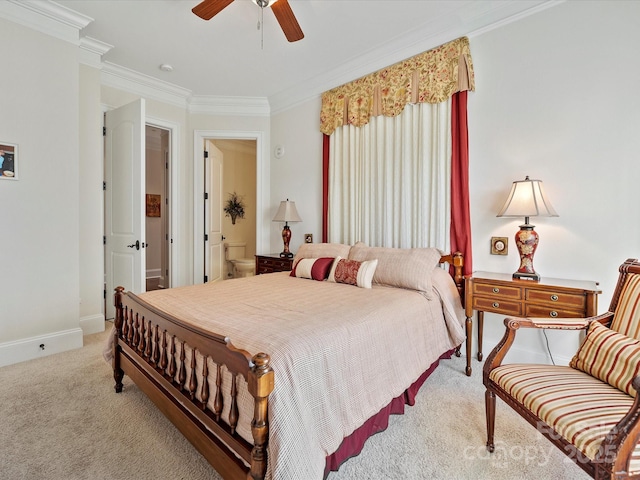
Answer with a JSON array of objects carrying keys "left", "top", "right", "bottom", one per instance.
[{"left": 0, "top": 324, "right": 591, "bottom": 480}]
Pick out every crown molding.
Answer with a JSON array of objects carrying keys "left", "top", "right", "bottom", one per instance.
[
  {"left": 79, "top": 36, "right": 113, "bottom": 69},
  {"left": 0, "top": 0, "right": 92, "bottom": 44},
  {"left": 188, "top": 96, "right": 270, "bottom": 117},
  {"left": 101, "top": 61, "right": 192, "bottom": 109}
]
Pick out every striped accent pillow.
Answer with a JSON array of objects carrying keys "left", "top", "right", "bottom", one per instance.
[
  {"left": 327, "top": 257, "right": 378, "bottom": 289},
  {"left": 290, "top": 257, "right": 335, "bottom": 281},
  {"left": 610, "top": 273, "right": 640, "bottom": 340},
  {"left": 570, "top": 321, "right": 640, "bottom": 397}
]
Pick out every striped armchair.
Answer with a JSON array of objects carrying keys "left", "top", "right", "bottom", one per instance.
[{"left": 484, "top": 258, "right": 640, "bottom": 480}]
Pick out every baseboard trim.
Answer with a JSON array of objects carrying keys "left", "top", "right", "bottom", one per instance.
[
  {"left": 0, "top": 328, "right": 83, "bottom": 368},
  {"left": 80, "top": 313, "right": 106, "bottom": 335}
]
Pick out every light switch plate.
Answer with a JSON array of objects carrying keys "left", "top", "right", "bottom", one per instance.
[{"left": 490, "top": 236, "right": 508, "bottom": 255}]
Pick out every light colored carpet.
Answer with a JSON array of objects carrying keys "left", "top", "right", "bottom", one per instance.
[{"left": 0, "top": 324, "right": 591, "bottom": 480}]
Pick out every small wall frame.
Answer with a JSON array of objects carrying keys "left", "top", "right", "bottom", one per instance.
[
  {"left": 0, "top": 142, "right": 18, "bottom": 180},
  {"left": 146, "top": 194, "right": 161, "bottom": 217}
]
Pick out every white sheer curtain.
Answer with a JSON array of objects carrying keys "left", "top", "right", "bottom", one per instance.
[{"left": 328, "top": 101, "right": 452, "bottom": 250}]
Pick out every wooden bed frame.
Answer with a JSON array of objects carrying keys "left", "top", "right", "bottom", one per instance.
[{"left": 111, "top": 252, "right": 464, "bottom": 480}]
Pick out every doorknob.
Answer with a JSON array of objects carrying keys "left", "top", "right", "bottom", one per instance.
[{"left": 127, "top": 240, "right": 140, "bottom": 250}]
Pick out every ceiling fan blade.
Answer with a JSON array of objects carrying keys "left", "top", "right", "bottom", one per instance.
[
  {"left": 192, "top": 0, "right": 234, "bottom": 20},
  {"left": 271, "top": 0, "right": 304, "bottom": 42}
]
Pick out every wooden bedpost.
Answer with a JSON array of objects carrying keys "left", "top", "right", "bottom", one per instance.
[
  {"left": 247, "top": 352, "right": 274, "bottom": 480},
  {"left": 450, "top": 251, "right": 464, "bottom": 295},
  {"left": 113, "top": 286, "right": 125, "bottom": 393}
]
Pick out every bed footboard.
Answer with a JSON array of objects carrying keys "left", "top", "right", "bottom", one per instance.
[{"left": 112, "top": 286, "right": 274, "bottom": 480}]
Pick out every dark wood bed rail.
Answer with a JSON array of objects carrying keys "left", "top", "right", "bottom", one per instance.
[
  {"left": 113, "top": 286, "right": 273, "bottom": 480},
  {"left": 112, "top": 251, "right": 464, "bottom": 480}
]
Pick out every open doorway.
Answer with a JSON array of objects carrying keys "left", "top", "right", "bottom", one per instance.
[
  {"left": 145, "top": 125, "right": 170, "bottom": 291},
  {"left": 193, "top": 130, "right": 265, "bottom": 285},
  {"left": 204, "top": 139, "right": 257, "bottom": 282}
]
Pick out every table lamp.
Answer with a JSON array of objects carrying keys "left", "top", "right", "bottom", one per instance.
[
  {"left": 272, "top": 199, "right": 302, "bottom": 258},
  {"left": 496, "top": 176, "right": 558, "bottom": 281}
]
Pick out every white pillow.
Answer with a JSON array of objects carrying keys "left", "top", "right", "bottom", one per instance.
[
  {"left": 293, "top": 243, "right": 352, "bottom": 264},
  {"left": 327, "top": 256, "right": 378, "bottom": 289},
  {"left": 348, "top": 243, "right": 442, "bottom": 297}
]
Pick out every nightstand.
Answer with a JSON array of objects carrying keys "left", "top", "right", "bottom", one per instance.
[
  {"left": 463, "top": 272, "right": 600, "bottom": 376},
  {"left": 255, "top": 254, "right": 294, "bottom": 275}
]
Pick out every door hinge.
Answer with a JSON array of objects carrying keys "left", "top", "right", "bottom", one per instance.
[
  {"left": 103, "top": 289, "right": 106, "bottom": 299},
  {"left": 204, "top": 150, "right": 209, "bottom": 158},
  {"left": 204, "top": 275, "right": 208, "bottom": 283},
  {"left": 103, "top": 236, "right": 106, "bottom": 245},
  {"left": 103, "top": 126, "right": 106, "bottom": 136},
  {"left": 204, "top": 192, "right": 208, "bottom": 200},
  {"left": 103, "top": 181, "right": 106, "bottom": 191},
  {"left": 204, "top": 234, "right": 208, "bottom": 242}
]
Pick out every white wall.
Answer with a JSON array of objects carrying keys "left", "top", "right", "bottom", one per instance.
[
  {"left": 468, "top": 0, "right": 640, "bottom": 364},
  {"left": 270, "top": 1, "right": 640, "bottom": 364},
  {"left": 270, "top": 100, "right": 324, "bottom": 255},
  {"left": 79, "top": 64, "right": 106, "bottom": 335},
  {"left": 0, "top": 18, "right": 82, "bottom": 364}
]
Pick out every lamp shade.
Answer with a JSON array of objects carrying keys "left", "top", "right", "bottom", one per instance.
[
  {"left": 496, "top": 176, "right": 558, "bottom": 219},
  {"left": 272, "top": 199, "right": 302, "bottom": 223}
]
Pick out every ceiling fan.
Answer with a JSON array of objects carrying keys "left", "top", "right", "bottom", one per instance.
[{"left": 192, "top": 0, "right": 304, "bottom": 43}]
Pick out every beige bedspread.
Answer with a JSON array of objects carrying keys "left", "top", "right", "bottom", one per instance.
[{"left": 109, "top": 267, "right": 465, "bottom": 479}]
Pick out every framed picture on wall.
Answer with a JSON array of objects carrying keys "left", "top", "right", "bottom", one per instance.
[
  {"left": 146, "top": 194, "right": 161, "bottom": 217},
  {"left": 0, "top": 142, "right": 18, "bottom": 180}
]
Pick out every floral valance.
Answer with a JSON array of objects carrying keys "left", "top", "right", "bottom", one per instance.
[{"left": 320, "top": 36, "right": 475, "bottom": 135}]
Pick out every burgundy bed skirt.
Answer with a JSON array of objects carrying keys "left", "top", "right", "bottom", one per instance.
[{"left": 323, "top": 348, "right": 455, "bottom": 477}]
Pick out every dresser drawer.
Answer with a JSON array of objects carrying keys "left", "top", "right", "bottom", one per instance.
[
  {"left": 256, "top": 255, "right": 293, "bottom": 274},
  {"left": 525, "top": 305, "right": 586, "bottom": 319},
  {"left": 525, "top": 289, "right": 586, "bottom": 311},
  {"left": 473, "top": 283, "right": 522, "bottom": 300},
  {"left": 473, "top": 297, "right": 522, "bottom": 316}
]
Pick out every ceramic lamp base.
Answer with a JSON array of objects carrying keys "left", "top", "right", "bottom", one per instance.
[
  {"left": 280, "top": 224, "right": 292, "bottom": 258},
  {"left": 513, "top": 224, "right": 540, "bottom": 281}
]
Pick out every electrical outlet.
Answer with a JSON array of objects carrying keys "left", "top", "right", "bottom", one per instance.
[{"left": 304, "top": 233, "right": 313, "bottom": 243}]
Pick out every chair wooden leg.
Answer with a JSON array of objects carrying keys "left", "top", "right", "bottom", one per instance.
[{"left": 485, "top": 388, "right": 496, "bottom": 452}]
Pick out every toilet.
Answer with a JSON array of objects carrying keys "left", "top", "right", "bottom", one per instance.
[{"left": 224, "top": 242, "right": 255, "bottom": 278}]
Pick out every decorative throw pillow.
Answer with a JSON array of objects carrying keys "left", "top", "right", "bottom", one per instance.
[
  {"left": 569, "top": 320, "right": 640, "bottom": 397},
  {"left": 290, "top": 257, "right": 335, "bottom": 281},
  {"left": 348, "top": 243, "right": 442, "bottom": 297},
  {"left": 610, "top": 273, "right": 640, "bottom": 340},
  {"left": 327, "top": 256, "right": 378, "bottom": 289}
]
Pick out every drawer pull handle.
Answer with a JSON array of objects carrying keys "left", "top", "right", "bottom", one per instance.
[
  {"left": 550, "top": 294, "right": 559, "bottom": 302},
  {"left": 492, "top": 302, "right": 499, "bottom": 308},
  {"left": 550, "top": 311, "right": 558, "bottom": 318},
  {"left": 492, "top": 287, "right": 499, "bottom": 293}
]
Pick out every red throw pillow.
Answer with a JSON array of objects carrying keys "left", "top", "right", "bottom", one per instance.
[{"left": 290, "top": 257, "right": 335, "bottom": 281}]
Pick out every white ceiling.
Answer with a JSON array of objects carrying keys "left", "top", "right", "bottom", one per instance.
[{"left": 53, "top": 0, "right": 555, "bottom": 112}]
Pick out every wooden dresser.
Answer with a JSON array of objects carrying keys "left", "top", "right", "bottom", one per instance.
[
  {"left": 255, "top": 254, "right": 294, "bottom": 275},
  {"left": 464, "top": 271, "right": 600, "bottom": 375}
]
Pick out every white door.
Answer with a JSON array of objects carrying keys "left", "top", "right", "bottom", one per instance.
[
  {"left": 204, "top": 140, "right": 223, "bottom": 282},
  {"left": 105, "top": 99, "right": 146, "bottom": 319}
]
